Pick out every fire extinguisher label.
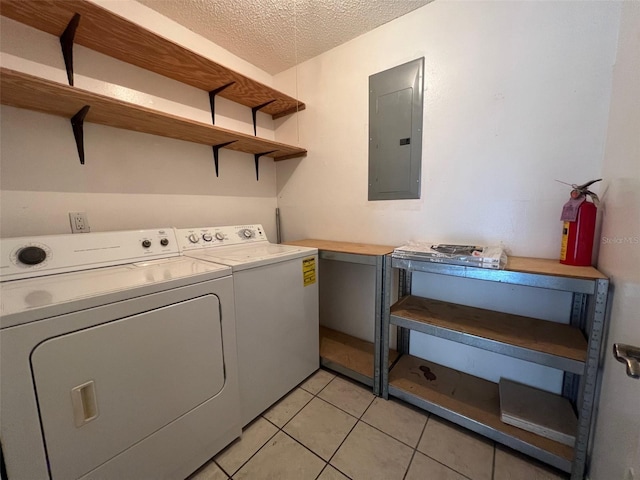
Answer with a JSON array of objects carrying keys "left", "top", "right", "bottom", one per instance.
[
  {"left": 561, "top": 197, "right": 586, "bottom": 222},
  {"left": 560, "top": 222, "right": 570, "bottom": 260}
]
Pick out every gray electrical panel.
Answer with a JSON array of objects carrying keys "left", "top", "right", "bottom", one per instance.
[{"left": 368, "top": 58, "right": 424, "bottom": 200}]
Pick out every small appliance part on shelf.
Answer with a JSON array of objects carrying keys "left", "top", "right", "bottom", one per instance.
[{"left": 393, "top": 242, "right": 507, "bottom": 269}]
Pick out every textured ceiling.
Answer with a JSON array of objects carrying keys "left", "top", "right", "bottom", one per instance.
[{"left": 137, "top": 0, "right": 431, "bottom": 74}]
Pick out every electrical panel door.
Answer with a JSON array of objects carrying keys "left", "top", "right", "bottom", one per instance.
[{"left": 369, "top": 58, "right": 424, "bottom": 200}]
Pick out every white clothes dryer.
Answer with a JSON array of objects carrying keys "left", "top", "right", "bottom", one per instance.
[
  {"left": 0, "top": 229, "right": 240, "bottom": 480},
  {"left": 176, "top": 225, "right": 319, "bottom": 426}
]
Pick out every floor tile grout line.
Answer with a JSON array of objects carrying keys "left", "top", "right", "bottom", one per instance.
[
  {"left": 216, "top": 367, "right": 559, "bottom": 480},
  {"left": 413, "top": 415, "right": 477, "bottom": 480},
  {"left": 266, "top": 369, "right": 483, "bottom": 480},
  {"left": 324, "top": 419, "right": 360, "bottom": 478},
  {"left": 315, "top": 389, "right": 375, "bottom": 421},
  {"left": 492, "top": 442, "right": 497, "bottom": 480},
  {"left": 278, "top": 428, "right": 329, "bottom": 465},
  {"left": 218, "top": 369, "right": 330, "bottom": 478},
  {"left": 310, "top": 369, "right": 424, "bottom": 478},
  {"left": 217, "top": 372, "right": 329, "bottom": 478},
  {"left": 218, "top": 370, "right": 495, "bottom": 480},
  {"left": 213, "top": 459, "right": 229, "bottom": 479},
  {"left": 217, "top": 421, "right": 280, "bottom": 478},
  {"left": 308, "top": 371, "right": 358, "bottom": 479},
  {"left": 402, "top": 411, "right": 430, "bottom": 480},
  {"left": 358, "top": 414, "right": 427, "bottom": 451},
  {"left": 402, "top": 446, "right": 419, "bottom": 480},
  {"left": 271, "top": 388, "right": 316, "bottom": 431},
  {"left": 277, "top": 417, "right": 354, "bottom": 480},
  {"left": 412, "top": 450, "right": 476, "bottom": 480},
  {"left": 314, "top": 463, "right": 331, "bottom": 480},
  {"left": 264, "top": 370, "right": 354, "bottom": 479}
]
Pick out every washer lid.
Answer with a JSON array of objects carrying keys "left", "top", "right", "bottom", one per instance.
[
  {"left": 0, "top": 257, "right": 231, "bottom": 328},
  {"left": 185, "top": 243, "right": 317, "bottom": 271}
]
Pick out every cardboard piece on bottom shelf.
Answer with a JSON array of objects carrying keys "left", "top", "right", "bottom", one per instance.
[{"left": 499, "top": 378, "right": 577, "bottom": 447}]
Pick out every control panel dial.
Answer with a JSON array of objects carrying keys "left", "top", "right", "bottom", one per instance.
[
  {"left": 188, "top": 234, "right": 200, "bottom": 244},
  {"left": 215, "top": 232, "right": 225, "bottom": 241},
  {"left": 239, "top": 229, "right": 254, "bottom": 239},
  {"left": 202, "top": 233, "right": 213, "bottom": 242},
  {"left": 17, "top": 246, "right": 47, "bottom": 265},
  {"left": 160, "top": 238, "right": 169, "bottom": 246},
  {"left": 142, "top": 240, "right": 152, "bottom": 248}
]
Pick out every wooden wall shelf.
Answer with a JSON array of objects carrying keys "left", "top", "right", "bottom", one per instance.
[
  {"left": 0, "top": 0, "right": 304, "bottom": 119},
  {"left": 0, "top": 68, "right": 307, "bottom": 162}
]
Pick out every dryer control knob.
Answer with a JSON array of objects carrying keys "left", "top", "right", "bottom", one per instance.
[
  {"left": 188, "top": 234, "right": 200, "bottom": 243},
  {"left": 17, "top": 246, "right": 47, "bottom": 265},
  {"left": 215, "top": 232, "right": 225, "bottom": 241},
  {"left": 142, "top": 240, "right": 152, "bottom": 248},
  {"left": 160, "top": 238, "right": 169, "bottom": 246},
  {"left": 202, "top": 233, "right": 213, "bottom": 242},
  {"left": 242, "top": 229, "right": 254, "bottom": 239}
]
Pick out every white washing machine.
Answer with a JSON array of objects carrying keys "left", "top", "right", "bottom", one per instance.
[
  {"left": 0, "top": 228, "right": 240, "bottom": 480},
  {"left": 176, "top": 225, "right": 319, "bottom": 426}
]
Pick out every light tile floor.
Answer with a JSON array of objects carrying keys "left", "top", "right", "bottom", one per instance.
[{"left": 189, "top": 369, "right": 569, "bottom": 480}]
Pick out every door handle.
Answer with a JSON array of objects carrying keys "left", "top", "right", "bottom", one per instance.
[
  {"left": 71, "top": 380, "right": 99, "bottom": 427},
  {"left": 613, "top": 343, "right": 640, "bottom": 379}
]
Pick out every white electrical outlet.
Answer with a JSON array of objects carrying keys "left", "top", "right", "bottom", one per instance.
[{"left": 69, "top": 212, "right": 90, "bottom": 233}]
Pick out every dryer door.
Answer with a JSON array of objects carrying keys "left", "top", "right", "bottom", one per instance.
[{"left": 31, "top": 294, "right": 224, "bottom": 480}]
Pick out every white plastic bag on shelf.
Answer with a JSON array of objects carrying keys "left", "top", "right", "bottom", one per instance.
[{"left": 393, "top": 242, "right": 508, "bottom": 270}]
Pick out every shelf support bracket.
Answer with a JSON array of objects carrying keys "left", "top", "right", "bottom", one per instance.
[
  {"left": 251, "top": 100, "right": 276, "bottom": 136},
  {"left": 211, "top": 140, "right": 237, "bottom": 177},
  {"left": 208, "top": 82, "right": 235, "bottom": 125},
  {"left": 70, "top": 105, "right": 90, "bottom": 165},
  {"left": 254, "top": 150, "right": 277, "bottom": 181},
  {"left": 60, "top": 13, "right": 81, "bottom": 86}
]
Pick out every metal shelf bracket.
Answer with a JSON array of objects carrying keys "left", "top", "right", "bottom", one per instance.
[
  {"left": 211, "top": 140, "right": 237, "bottom": 177},
  {"left": 60, "top": 13, "right": 81, "bottom": 86},
  {"left": 208, "top": 82, "right": 235, "bottom": 124},
  {"left": 251, "top": 100, "right": 276, "bottom": 136},
  {"left": 70, "top": 105, "right": 90, "bottom": 165},
  {"left": 254, "top": 150, "right": 276, "bottom": 181}
]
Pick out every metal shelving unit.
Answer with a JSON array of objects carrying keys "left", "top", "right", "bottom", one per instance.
[
  {"left": 284, "top": 240, "right": 396, "bottom": 394},
  {"left": 380, "top": 255, "right": 609, "bottom": 479}
]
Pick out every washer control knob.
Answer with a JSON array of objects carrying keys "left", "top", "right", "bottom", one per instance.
[
  {"left": 242, "top": 229, "right": 253, "bottom": 239},
  {"left": 215, "top": 232, "right": 225, "bottom": 241},
  {"left": 202, "top": 233, "right": 213, "bottom": 242},
  {"left": 142, "top": 240, "right": 152, "bottom": 248},
  {"left": 17, "top": 246, "right": 47, "bottom": 265},
  {"left": 160, "top": 238, "right": 169, "bottom": 246},
  {"left": 188, "top": 233, "right": 200, "bottom": 243}
]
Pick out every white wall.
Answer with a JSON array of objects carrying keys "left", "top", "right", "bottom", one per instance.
[
  {"left": 274, "top": 2, "right": 622, "bottom": 393},
  {"left": 589, "top": 2, "right": 640, "bottom": 479},
  {"left": 275, "top": 1, "right": 620, "bottom": 257},
  {"left": 0, "top": 0, "right": 287, "bottom": 240}
]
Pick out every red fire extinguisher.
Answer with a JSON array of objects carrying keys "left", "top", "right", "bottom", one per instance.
[{"left": 559, "top": 179, "right": 601, "bottom": 266}]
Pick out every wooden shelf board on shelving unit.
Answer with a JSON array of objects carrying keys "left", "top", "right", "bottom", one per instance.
[
  {"left": 320, "top": 326, "right": 399, "bottom": 380},
  {"left": 285, "top": 239, "right": 396, "bottom": 256},
  {"left": 0, "top": 0, "right": 304, "bottom": 119},
  {"left": 506, "top": 257, "right": 607, "bottom": 280},
  {"left": 0, "top": 68, "right": 306, "bottom": 161},
  {"left": 390, "top": 296, "right": 587, "bottom": 372},
  {"left": 389, "top": 354, "right": 574, "bottom": 470},
  {"left": 391, "top": 256, "right": 604, "bottom": 295}
]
